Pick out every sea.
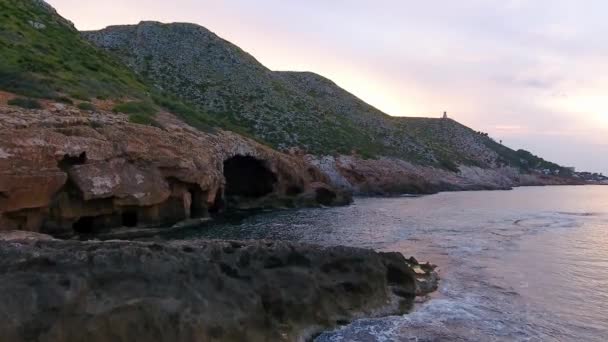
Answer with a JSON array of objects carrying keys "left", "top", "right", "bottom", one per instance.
[{"left": 169, "top": 185, "right": 608, "bottom": 342}]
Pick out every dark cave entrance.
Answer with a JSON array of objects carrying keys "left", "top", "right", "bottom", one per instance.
[
  {"left": 121, "top": 211, "right": 138, "bottom": 227},
  {"left": 188, "top": 186, "right": 205, "bottom": 218},
  {"left": 72, "top": 216, "right": 96, "bottom": 234},
  {"left": 223, "top": 156, "right": 277, "bottom": 200},
  {"left": 315, "top": 188, "right": 337, "bottom": 206},
  {"left": 58, "top": 152, "right": 87, "bottom": 171},
  {"left": 208, "top": 188, "right": 224, "bottom": 214}
]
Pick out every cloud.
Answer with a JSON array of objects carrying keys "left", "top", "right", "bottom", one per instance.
[{"left": 494, "top": 125, "right": 527, "bottom": 133}]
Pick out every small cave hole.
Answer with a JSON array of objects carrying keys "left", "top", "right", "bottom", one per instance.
[
  {"left": 208, "top": 189, "right": 224, "bottom": 214},
  {"left": 286, "top": 186, "right": 303, "bottom": 196},
  {"left": 121, "top": 211, "right": 138, "bottom": 227},
  {"left": 58, "top": 152, "right": 87, "bottom": 171},
  {"left": 72, "top": 216, "right": 96, "bottom": 234},
  {"left": 223, "top": 156, "right": 277, "bottom": 199},
  {"left": 188, "top": 186, "right": 205, "bottom": 218},
  {"left": 315, "top": 188, "right": 337, "bottom": 206}
]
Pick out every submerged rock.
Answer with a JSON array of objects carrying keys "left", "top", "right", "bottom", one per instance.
[{"left": 0, "top": 237, "right": 438, "bottom": 342}]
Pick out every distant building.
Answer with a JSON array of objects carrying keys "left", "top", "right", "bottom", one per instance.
[
  {"left": 442, "top": 111, "right": 448, "bottom": 119},
  {"left": 566, "top": 167, "right": 576, "bottom": 173}
]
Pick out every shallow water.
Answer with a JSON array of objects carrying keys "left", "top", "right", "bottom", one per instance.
[{"left": 170, "top": 186, "right": 608, "bottom": 341}]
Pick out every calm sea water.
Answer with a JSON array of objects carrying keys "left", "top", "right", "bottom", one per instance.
[{"left": 170, "top": 186, "right": 608, "bottom": 341}]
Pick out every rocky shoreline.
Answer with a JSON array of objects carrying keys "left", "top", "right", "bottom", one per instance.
[
  {"left": 0, "top": 100, "right": 351, "bottom": 238},
  {"left": 0, "top": 233, "right": 438, "bottom": 342},
  {"left": 308, "top": 155, "right": 586, "bottom": 196},
  {"left": 0, "top": 99, "right": 583, "bottom": 240}
]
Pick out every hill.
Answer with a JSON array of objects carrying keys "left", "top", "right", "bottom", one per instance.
[
  {"left": 0, "top": 0, "right": 149, "bottom": 100},
  {"left": 83, "top": 21, "right": 569, "bottom": 174},
  {"left": 0, "top": 1, "right": 235, "bottom": 128}
]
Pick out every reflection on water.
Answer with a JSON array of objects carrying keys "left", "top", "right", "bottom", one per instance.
[{"left": 170, "top": 186, "right": 608, "bottom": 341}]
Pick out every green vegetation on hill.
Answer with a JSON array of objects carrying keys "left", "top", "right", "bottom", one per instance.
[
  {"left": 0, "top": 1, "right": 232, "bottom": 135},
  {"left": 112, "top": 101, "right": 158, "bottom": 124},
  {"left": 7, "top": 97, "right": 41, "bottom": 109},
  {"left": 76, "top": 102, "right": 95, "bottom": 111},
  {"left": 84, "top": 21, "right": 569, "bottom": 172},
  {"left": 0, "top": 0, "right": 147, "bottom": 100},
  {"left": 1, "top": 2, "right": 568, "bottom": 174},
  {"left": 483, "top": 139, "right": 571, "bottom": 175},
  {"left": 83, "top": 23, "right": 426, "bottom": 160}
]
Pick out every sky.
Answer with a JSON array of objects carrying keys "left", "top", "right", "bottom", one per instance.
[{"left": 48, "top": 0, "right": 608, "bottom": 174}]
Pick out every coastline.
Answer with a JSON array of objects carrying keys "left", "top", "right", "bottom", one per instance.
[
  {"left": 0, "top": 101, "right": 585, "bottom": 240},
  {"left": 0, "top": 234, "right": 439, "bottom": 342},
  {"left": 0, "top": 99, "right": 589, "bottom": 342},
  {"left": 0, "top": 2, "right": 604, "bottom": 341},
  {"left": 308, "top": 154, "right": 586, "bottom": 197}
]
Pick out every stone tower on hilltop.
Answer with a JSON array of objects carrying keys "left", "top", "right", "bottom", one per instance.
[{"left": 442, "top": 111, "right": 448, "bottom": 119}]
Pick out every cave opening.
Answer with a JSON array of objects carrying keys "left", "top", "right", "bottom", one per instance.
[
  {"left": 121, "top": 211, "right": 138, "bottom": 227},
  {"left": 223, "top": 156, "right": 277, "bottom": 199},
  {"left": 72, "top": 216, "right": 96, "bottom": 234},
  {"left": 58, "top": 152, "right": 87, "bottom": 171},
  {"left": 188, "top": 186, "right": 205, "bottom": 218},
  {"left": 315, "top": 188, "right": 337, "bottom": 206},
  {"left": 208, "top": 188, "right": 224, "bottom": 214},
  {"left": 286, "top": 186, "right": 303, "bottom": 196}
]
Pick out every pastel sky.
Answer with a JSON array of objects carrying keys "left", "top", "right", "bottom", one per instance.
[{"left": 48, "top": 0, "right": 608, "bottom": 174}]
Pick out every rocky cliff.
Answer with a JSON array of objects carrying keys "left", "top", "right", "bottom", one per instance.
[
  {"left": 0, "top": 97, "right": 349, "bottom": 237},
  {"left": 307, "top": 154, "right": 583, "bottom": 195},
  {"left": 0, "top": 235, "right": 438, "bottom": 342}
]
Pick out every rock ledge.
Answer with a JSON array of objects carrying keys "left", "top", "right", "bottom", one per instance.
[{"left": 0, "top": 236, "right": 437, "bottom": 342}]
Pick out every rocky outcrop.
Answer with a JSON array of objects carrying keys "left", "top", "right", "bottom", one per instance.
[
  {"left": 308, "top": 155, "right": 583, "bottom": 195},
  {"left": 518, "top": 173, "right": 587, "bottom": 187},
  {"left": 308, "top": 155, "right": 510, "bottom": 195},
  {"left": 0, "top": 102, "right": 350, "bottom": 237},
  {"left": 0, "top": 236, "right": 438, "bottom": 342}
]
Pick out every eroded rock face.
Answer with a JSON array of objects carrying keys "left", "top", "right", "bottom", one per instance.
[
  {"left": 0, "top": 238, "right": 438, "bottom": 342},
  {"left": 0, "top": 103, "right": 350, "bottom": 236},
  {"left": 308, "top": 155, "right": 584, "bottom": 196}
]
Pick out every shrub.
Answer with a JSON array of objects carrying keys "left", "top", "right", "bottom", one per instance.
[
  {"left": 113, "top": 101, "right": 159, "bottom": 126},
  {"left": 0, "top": 69, "right": 57, "bottom": 99},
  {"left": 77, "top": 102, "right": 95, "bottom": 111},
  {"left": 151, "top": 93, "right": 215, "bottom": 132},
  {"left": 113, "top": 101, "right": 157, "bottom": 116},
  {"left": 90, "top": 121, "right": 103, "bottom": 129},
  {"left": 128, "top": 113, "right": 156, "bottom": 125},
  {"left": 55, "top": 96, "right": 73, "bottom": 104},
  {"left": 439, "top": 159, "right": 460, "bottom": 173},
  {"left": 7, "top": 97, "right": 42, "bottom": 109},
  {"left": 69, "top": 92, "right": 90, "bottom": 102}
]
